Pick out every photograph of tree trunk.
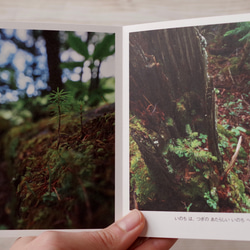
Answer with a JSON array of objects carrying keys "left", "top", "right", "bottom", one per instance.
[
  {"left": 0, "top": 29, "right": 115, "bottom": 229},
  {"left": 130, "top": 22, "right": 250, "bottom": 213}
]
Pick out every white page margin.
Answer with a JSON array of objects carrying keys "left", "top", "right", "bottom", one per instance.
[
  {"left": 0, "top": 21, "right": 120, "bottom": 238},
  {"left": 122, "top": 13, "right": 250, "bottom": 241}
]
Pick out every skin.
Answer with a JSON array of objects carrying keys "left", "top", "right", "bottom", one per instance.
[{"left": 10, "top": 209, "right": 177, "bottom": 250}]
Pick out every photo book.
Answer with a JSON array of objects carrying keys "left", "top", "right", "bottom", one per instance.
[{"left": 0, "top": 13, "right": 249, "bottom": 241}]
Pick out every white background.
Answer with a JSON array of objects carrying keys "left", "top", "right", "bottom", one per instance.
[
  {"left": 120, "top": 13, "right": 250, "bottom": 243},
  {"left": 1, "top": 0, "right": 250, "bottom": 249}
]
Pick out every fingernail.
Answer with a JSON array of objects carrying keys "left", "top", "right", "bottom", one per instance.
[{"left": 117, "top": 210, "right": 143, "bottom": 232}]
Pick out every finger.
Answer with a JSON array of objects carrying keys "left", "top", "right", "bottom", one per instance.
[
  {"left": 79, "top": 209, "right": 146, "bottom": 250},
  {"left": 128, "top": 237, "right": 149, "bottom": 249},
  {"left": 22, "top": 209, "right": 145, "bottom": 250},
  {"left": 11, "top": 210, "right": 145, "bottom": 250},
  {"left": 10, "top": 236, "right": 36, "bottom": 250},
  {"left": 134, "top": 237, "right": 177, "bottom": 250}
]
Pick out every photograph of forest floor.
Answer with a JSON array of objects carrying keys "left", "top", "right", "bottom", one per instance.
[
  {"left": 206, "top": 23, "right": 250, "bottom": 210},
  {"left": 130, "top": 22, "right": 250, "bottom": 213},
  {"left": 1, "top": 102, "right": 115, "bottom": 230},
  {"left": 0, "top": 30, "right": 115, "bottom": 229}
]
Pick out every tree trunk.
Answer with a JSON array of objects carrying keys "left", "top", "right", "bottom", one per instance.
[
  {"left": 43, "top": 31, "right": 63, "bottom": 92},
  {"left": 130, "top": 27, "right": 224, "bottom": 211},
  {"left": 88, "top": 61, "right": 101, "bottom": 107}
]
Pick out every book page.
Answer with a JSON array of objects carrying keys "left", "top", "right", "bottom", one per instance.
[
  {"left": 0, "top": 22, "right": 120, "bottom": 237},
  {"left": 120, "top": 13, "right": 250, "bottom": 240}
]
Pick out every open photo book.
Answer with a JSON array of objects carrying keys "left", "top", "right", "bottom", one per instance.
[{"left": 0, "top": 13, "right": 249, "bottom": 241}]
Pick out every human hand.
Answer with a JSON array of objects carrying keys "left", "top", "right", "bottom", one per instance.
[{"left": 10, "top": 209, "right": 177, "bottom": 250}]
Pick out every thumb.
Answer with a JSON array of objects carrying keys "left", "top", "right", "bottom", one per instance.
[
  {"left": 85, "top": 209, "right": 145, "bottom": 250},
  {"left": 10, "top": 210, "right": 145, "bottom": 250}
]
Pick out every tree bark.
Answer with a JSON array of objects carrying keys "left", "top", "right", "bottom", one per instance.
[{"left": 43, "top": 31, "right": 63, "bottom": 92}]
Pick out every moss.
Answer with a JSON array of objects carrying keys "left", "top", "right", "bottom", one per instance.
[
  {"left": 130, "top": 136, "right": 157, "bottom": 208},
  {"left": 227, "top": 172, "right": 250, "bottom": 212},
  {"left": 229, "top": 56, "right": 240, "bottom": 65},
  {"left": 230, "top": 137, "right": 238, "bottom": 143},
  {"left": 3, "top": 106, "right": 115, "bottom": 230},
  {"left": 239, "top": 147, "right": 248, "bottom": 159},
  {"left": 217, "top": 124, "right": 235, "bottom": 138},
  {"left": 230, "top": 65, "right": 240, "bottom": 75}
]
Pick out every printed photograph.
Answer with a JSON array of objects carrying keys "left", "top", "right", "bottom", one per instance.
[
  {"left": 0, "top": 29, "right": 115, "bottom": 229},
  {"left": 129, "top": 22, "right": 250, "bottom": 213}
]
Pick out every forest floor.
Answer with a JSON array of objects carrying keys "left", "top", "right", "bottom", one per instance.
[
  {"left": 129, "top": 28, "right": 250, "bottom": 213},
  {"left": 0, "top": 104, "right": 115, "bottom": 230},
  {"left": 207, "top": 38, "right": 250, "bottom": 194}
]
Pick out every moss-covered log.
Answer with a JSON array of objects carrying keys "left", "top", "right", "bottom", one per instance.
[{"left": 1, "top": 104, "right": 114, "bottom": 229}]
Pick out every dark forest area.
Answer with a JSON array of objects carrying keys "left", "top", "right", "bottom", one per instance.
[
  {"left": 0, "top": 30, "right": 115, "bottom": 229},
  {"left": 130, "top": 22, "right": 250, "bottom": 213}
]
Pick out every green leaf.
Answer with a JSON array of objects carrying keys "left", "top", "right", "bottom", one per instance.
[
  {"left": 185, "top": 124, "right": 192, "bottom": 135},
  {"left": 100, "top": 88, "right": 114, "bottom": 94},
  {"left": 60, "top": 61, "right": 84, "bottom": 70},
  {"left": 93, "top": 34, "right": 115, "bottom": 61},
  {"left": 68, "top": 32, "right": 89, "bottom": 58},
  {"left": 224, "top": 22, "right": 250, "bottom": 42},
  {"left": 191, "top": 139, "right": 201, "bottom": 148},
  {"left": 239, "top": 31, "right": 250, "bottom": 42},
  {"left": 236, "top": 126, "right": 247, "bottom": 132},
  {"left": 231, "top": 126, "right": 247, "bottom": 136}
]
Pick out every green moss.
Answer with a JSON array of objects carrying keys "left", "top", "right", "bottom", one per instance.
[
  {"left": 130, "top": 136, "right": 157, "bottom": 207},
  {"left": 227, "top": 172, "right": 250, "bottom": 212},
  {"left": 229, "top": 56, "right": 240, "bottom": 65},
  {"left": 217, "top": 124, "right": 235, "bottom": 138},
  {"left": 3, "top": 106, "right": 115, "bottom": 230},
  {"left": 230, "top": 65, "right": 240, "bottom": 75},
  {"left": 230, "top": 137, "right": 238, "bottom": 143},
  {"left": 239, "top": 147, "right": 248, "bottom": 159}
]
